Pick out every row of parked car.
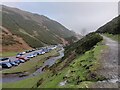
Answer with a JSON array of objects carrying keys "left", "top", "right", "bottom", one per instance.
[
  {"left": 0, "top": 57, "right": 26, "bottom": 68},
  {"left": 0, "top": 46, "right": 57, "bottom": 68}
]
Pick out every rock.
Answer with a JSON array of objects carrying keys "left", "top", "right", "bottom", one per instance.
[{"left": 59, "top": 80, "right": 67, "bottom": 86}]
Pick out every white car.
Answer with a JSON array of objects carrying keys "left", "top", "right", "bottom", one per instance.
[
  {"left": 27, "top": 54, "right": 34, "bottom": 58},
  {"left": 21, "top": 52, "right": 26, "bottom": 54},
  {"left": 16, "top": 54, "right": 22, "bottom": 58},
  {"left": 41, "top": 51, "right": 45, "bottom": 55}
]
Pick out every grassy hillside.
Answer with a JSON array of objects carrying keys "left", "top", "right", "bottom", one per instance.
[
  {"left": 3, "top": 36, "right": 106, "bottom": 88},
  {"left": 96, "top": 15, "right": 120, "bottom": 42},
  {"left": 1, "top": 5, "right": 78, "bottom": 48},
  {"left": 103, "top": 33, "right": 120, "bottom": 42},
  {"left": 47, "top": 32, "right": 103, "bottom": 81},
  {"left": 63, "top": 32, "right": 103, "bottom": 60},
  {"left": 96, "top": 15, "right": 120, "bottom": 35},
  {"left": 1, "top": 26, "right": 32, "bottom": 52}
]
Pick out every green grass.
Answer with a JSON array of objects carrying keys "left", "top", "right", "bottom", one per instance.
[
  {"left": 1, "top": 51, "right": 18, "bottom": 57},
  {"left": 38, "top": 41, "right": 107, "bottom": 88},
  {"left": 2, "top": 49, "right": 59, "bottom": 74},
  {"left": 3, "top": 75, "right": 42, "bottom": 88},
  {"left": 2, "top": 42, "right": 107, "bottom": 88},
  {"left": 103, "top": 33, "right": 120, "bottom": 42}
]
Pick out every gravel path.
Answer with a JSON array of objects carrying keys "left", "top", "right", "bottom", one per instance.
[{"left": 91, "top": 35, "right": 119, "bottom": 88}]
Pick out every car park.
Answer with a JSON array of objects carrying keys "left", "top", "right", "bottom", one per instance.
[{"left": 1, "top": 46, "right": 57, "bottom": 69}]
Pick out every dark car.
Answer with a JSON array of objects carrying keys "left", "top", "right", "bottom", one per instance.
[
  {"left": 9, "top": 61, "right": 18, "bottom": 66},
  {"left": 25, "top": 50, "right": 32, "bottom": 53},
  {"left": 43, "top": 49, "right": 49, "bottom": 53},
  {"left": 0, "top": 62, "right": 12, "bottom": 68},
  {"left": 29, "top": 50, "right": 33, "bottom": 52},
  {"left": 33, "top": 52, "right": 38, "bottom": 57},
  {"left": 0, "top": 58, "right": 10, "bottom": 61},
  {"left": 14, "top": 60, "right": 21, "bottom": 64}
]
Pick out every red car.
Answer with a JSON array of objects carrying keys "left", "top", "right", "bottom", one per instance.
[{"left": 18, "top": 57, "right": 30, "bottom": 61}]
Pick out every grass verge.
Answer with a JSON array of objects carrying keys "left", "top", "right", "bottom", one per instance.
[
  {"left": 1, "top": 52, "right": 18, "bottom": 57},
  {"left": 103, "top": 33, "right": 120, "bottom": 42}
]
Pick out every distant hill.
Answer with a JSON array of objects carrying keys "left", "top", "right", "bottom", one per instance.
[
  {"left": 1, "top": 5, "right": 80, "bottom": 50},
  {"left": 96, "top": 15, "right": 120, "bottom": 34}
]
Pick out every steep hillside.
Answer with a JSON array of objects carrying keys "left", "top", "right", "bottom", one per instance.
[
  {"left": 51, "top": 32, "right": 103, "bottom": 73},
  {"left": 1, "top": 26, "right": 32, "bottom": 52},
  {"left": 63, "top": 32, "right": 103, "bottom": 60},
  {"left": 96, "top": 15, "right": 120, "bottom": 34},
  {"left": 1, "top": 5, "right": 78, "bottom": 48}
]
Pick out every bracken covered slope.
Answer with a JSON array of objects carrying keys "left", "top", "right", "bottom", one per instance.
[{"left": 1, "top": 5, "right": 79, "bottom": 48}]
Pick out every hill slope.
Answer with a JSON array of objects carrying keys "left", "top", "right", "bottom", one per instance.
[
  {"left": 1, "top": 5, "right": 78, "bottom": 48},
  {"left": 1, "top": 26, "right": 32, "bottom": 52},
  {"left": 96, "top": 15, "right": 120, "bottom": 34}
]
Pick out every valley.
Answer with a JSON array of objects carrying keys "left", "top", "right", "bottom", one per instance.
[{"left": 0, "top": 4, "right": 119, "bottom": 89}]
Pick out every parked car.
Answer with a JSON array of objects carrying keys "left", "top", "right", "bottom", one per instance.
[
  {"left": 32, "top": 49, "right": 35, "bottom": 51},
  {"left": 38, "top": 51, "right": 43, "bottom": 55},
  {"left": 9, "top": 61, "right": 18, "bottom": 66},
  {"left": 0, "top": 62, "right": 12, "bottom": 68},
  {"left": 16, "top": 54, "right": 22, "bottom": 58},
  {"left": 41, "top": 51, "right": 45, "bottom": 55},
  {"left": 0, "top": 58, "right": 10, "bottom": 61},
  {"left": 21, "top": 52, "right": 26, "bottom": 54},
  {"left": 18, "top": 57, "right": 29, "bottom": 61},
  {"left": 14, "top": 60, "right": 21, "bottom": 64},
  {"left": 19, "top": 59, "right": 25, "bottom": 63},
  {"left": 43, "top": 49, "right": 49, "bottom": 53},
  {"left": 33, "top": 52, "right": 38, "bottom": 57},
  {"left": 25, "top": 50, "right": 30, "bottom": 53},
  {"left": 29, "top": 50, "right": 33, "bottom": 52},
  {"left": 24, "top": 57, "right": 30, "bottom": 60},
  {"left": 27, "top": 54, "right": 34, "bottom": 58}
]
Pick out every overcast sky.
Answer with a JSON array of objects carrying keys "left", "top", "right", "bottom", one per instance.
[{"left": 3, "top": 2, "right": 118, "bottom": 34}]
